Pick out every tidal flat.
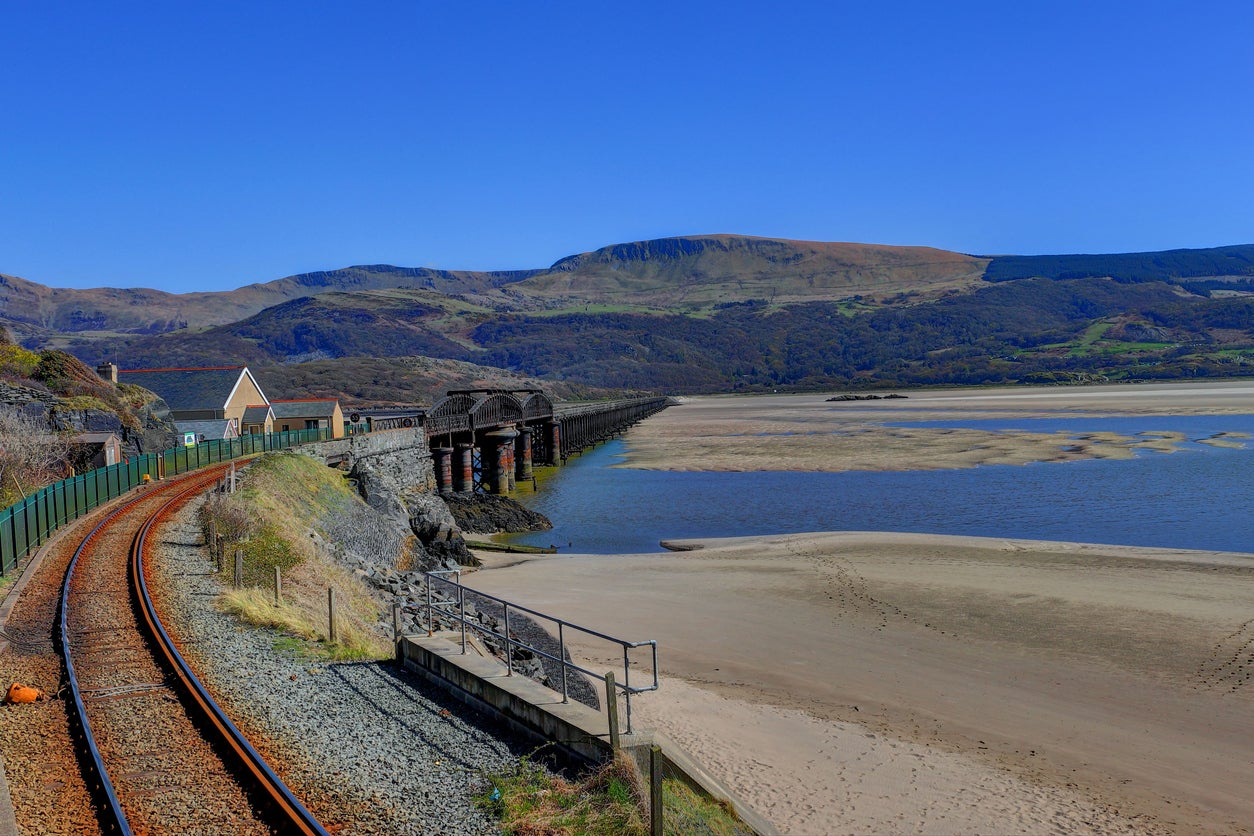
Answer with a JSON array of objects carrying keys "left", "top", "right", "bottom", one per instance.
[
  {"left": 621, "top": 381, "right": 1254, "bottom": 473},
  {"left": 469, "top": 381, "right": 1254, "bottom": 834}
]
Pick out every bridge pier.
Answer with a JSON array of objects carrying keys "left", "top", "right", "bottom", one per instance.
[
  {"left": 514, "top": 427, "right": 533, "bottom": 481},
  {"left": 484, "top": 429, "right": 518, "bottom": 494},
  {"left": 432, "top": 447, "right": 454, "bottom": 495},
  {"left": 544, "top": 421, "right": 561, "bottom": 466},
  {"left": 454, "top": 444, "right": 474, "bottom": 493}
]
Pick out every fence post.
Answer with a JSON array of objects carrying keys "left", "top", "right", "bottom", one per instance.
[
  {"left": 504, "top": 603, "right": 513, "bottom": 676},
  {"left": 458, "top": 583, "right": 466, "bottom": 654},
  {"left": 650, "top": 745, "right": 663, "bottom": 836},
  {"left": 623, "top": 645, "right": 633, "bottom": 734},
  {"left": 234, "top": 550, "right": 243, "bottom": 588},
  {"left": 605, "top": 672, "right": 620, "bottom": 751},
  {"left": 274, "top": 566, "right": 282, "bottom": 606},
  {"left": 328, "top": 588, "right": 338, "bottom": 644},
  {"left": 426, "top": 576, "right": 433, "bottom": 636},
  {"left": 392, "top": 601, "right": 402, "bottom": 657},
  {"left": 559, "top": 622, "right": 569, "bottom": 703},
  {"left": 209, "top": 518, "right": 217, "bottom": 567}
]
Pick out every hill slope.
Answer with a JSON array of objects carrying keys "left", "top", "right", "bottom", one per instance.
[
  {"left": 983, "top": 244, "right": 1254, "bottom": 288},
  {"left": 0, "top": 264, "right": 539, "bottom": 342},
  {"left": 518, "top": 235, "right": 988, "bottom": 307},
  {"left": 3, "top": 235, "right": 985, "bottom": 343},
  {"left": 12, "top": 236, "right": 1254, "bottom": 401}
]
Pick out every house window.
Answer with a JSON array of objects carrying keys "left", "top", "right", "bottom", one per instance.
[{"left": 305, "top": 419, "right": 319, "bottom": 430}]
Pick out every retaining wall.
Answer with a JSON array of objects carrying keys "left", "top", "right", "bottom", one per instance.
[{"left": 399, "top": 634, "right": 778, "bottom": 835}]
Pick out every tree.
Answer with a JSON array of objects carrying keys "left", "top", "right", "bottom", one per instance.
[{"left": 0, "top": 411, "right": 69, "bottom": 506}]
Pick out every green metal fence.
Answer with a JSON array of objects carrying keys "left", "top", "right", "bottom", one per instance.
[{"left": 0, "top": 427, "right": 334, "bottom": 578}]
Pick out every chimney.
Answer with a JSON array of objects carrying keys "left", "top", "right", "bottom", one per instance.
[{"left": 97, "top": 362, "right": 118, "bottom": 384}]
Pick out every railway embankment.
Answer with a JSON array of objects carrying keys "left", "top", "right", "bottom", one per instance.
[{"left": 2, "top": 431, "right": 772, "bottom": 834}]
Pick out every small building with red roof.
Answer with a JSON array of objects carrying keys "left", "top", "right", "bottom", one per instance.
[{"left": 113, "top": 365, "right": 343, "bottom": 440}]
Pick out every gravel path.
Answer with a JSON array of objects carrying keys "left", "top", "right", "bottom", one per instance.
[{"left": 152, "top": 497, "right": 539, "bottom": 835}]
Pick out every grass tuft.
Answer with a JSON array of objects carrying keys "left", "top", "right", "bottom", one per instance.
[
  {"left": 662, "top": 777, "right": 755, "bottom": 835},
  {"left": 478, "top": 754, "right": 648, "bottom": 836},
  {"left": 202, "top": 452, "right": 392, "bottom": 661},
  {"left": 477, "top": 752, "right": 756, "bottom": 835}
]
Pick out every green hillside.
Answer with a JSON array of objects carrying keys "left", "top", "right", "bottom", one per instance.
[
  {"left": 12, "top": 236, "right": 1254, "bottom": 402},
  {"left": 520, "top": 235, "right": 987, "bottom": 309},
  {"left": 983, "top": 245, "right": 1254, "bottom": 287}
]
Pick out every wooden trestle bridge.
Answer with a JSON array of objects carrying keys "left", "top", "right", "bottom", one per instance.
[{"left": 358, "top": 391, "right": 672, "bottom": 495}]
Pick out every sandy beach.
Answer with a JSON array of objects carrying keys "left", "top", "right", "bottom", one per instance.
[
  {"left": 464, "top": 383, "right": 1254, "bottom": 834},
  {"left": 469, "top": 534, "right": 1254, "bottom": 834}
]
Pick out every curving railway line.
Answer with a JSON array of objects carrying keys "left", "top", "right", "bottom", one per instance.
[{"left": 52, "top": 465, "right": 327, "bottom": 835}]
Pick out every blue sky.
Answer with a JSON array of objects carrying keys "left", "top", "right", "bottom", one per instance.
[{"left": 2, "top": 2, "right": 1252, "bottom": 292}]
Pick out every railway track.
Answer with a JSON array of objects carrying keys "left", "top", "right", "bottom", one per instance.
[{"left": 58, "top": 465, "right": 328, "bottom": 835}]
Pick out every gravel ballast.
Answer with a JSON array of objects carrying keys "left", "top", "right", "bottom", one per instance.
[{"left": 153, "top": 497, "right": 541, "bottom": 835}]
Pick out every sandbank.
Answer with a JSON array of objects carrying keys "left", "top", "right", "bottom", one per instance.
[
  {"left": 622, "top": 381, "right": 1254, "bottom": 472},
  {"left": 465, "top": 532, "right": 1254, "bottom": 834}
]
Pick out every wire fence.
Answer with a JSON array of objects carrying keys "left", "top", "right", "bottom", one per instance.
[{"left": 0, "top": 427, "right": 334, "bottom": 577}]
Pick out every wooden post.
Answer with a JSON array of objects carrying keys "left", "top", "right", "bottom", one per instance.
[
  {"left": 650, "top": 745, "right": 663, "bottom": 836},
  {"left": 392, "top": 601, "right": 402, "bottom": 656},
  {"left": 605, "top": 672, "right": 620, "bottom": 751},
  {"left": 209, "top": 518, "right": 218, "bottom": 565},
  {"left": 328, "top": 588, "right": 338, "bottom": 644},
  {"left": 215, "top": 534, "right": 223, "bottom": 573},
  {"left": 233, "top": 550, "right": 243, "bottom": 588},
  {"left": 274, "top": 566, "right": 282, "bottom": 606}
]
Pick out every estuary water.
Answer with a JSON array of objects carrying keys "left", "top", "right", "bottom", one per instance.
[{"left": 504, "top": 414, "right": 1254, "bottom": 554}]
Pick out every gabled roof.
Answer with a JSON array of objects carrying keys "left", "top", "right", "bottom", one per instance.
[
  {"left": 242, "top": 404, "right": 274, "bottom": 424},
  {"left": 270, "top": 398, "right": 340, "bottom": 419},
  {"left": 174, "top": 419, "right": 238, "bottom": 440},
  {"left": 71, "top": 432, "right": 121, "bottom": 445},
  {"left": 118, "top": 366, "right": 267, "bottom": 413}
]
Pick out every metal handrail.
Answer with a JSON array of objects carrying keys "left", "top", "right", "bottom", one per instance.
[{"left": 415, "top": 570, "right": 658, "bottom": 734}]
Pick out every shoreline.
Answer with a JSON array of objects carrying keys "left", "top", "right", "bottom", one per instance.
[
  {"left": 467, "top": 529, "right": 1254, "bottom": 834},
  {"left": 465, "top": 384, "right": 1254, "bottom": 833}
]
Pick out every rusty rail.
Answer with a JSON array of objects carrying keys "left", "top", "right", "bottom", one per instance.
[{"left": 59, "top": 466, "right": 328, "bottom": 835}]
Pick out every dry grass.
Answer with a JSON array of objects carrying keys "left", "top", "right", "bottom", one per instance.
[
  {"left": 478, "top": 753, "right": 648, "bottom": 836},
  {"left": 477, "top": 751, "right": 754, "bottom": 835},
  {"left": 203, "top": 452, "right": 392, "bottom": 661},
  {"left": 662, "top": 778, "right": 754, "bottom": 835}
]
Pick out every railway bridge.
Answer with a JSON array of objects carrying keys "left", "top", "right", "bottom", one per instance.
[{"left": 358, "top": 391, "right": 672, "bottom": 495}]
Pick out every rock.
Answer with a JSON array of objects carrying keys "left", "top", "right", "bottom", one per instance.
[
  {"left": 441, "top": 493, "right": 553, "bottom": 535},
  {"left": 352, "top": 462, "right": 412, "bottom": 530}
]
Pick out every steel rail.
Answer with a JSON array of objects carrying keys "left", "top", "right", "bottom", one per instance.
[
  {"left": 57, "top": 465, "right": 328, "bottom": 835},
  {"left": 131, "top": 475, "right": 329, "bottom": 836},
  {"left": 58, "top": 491, "right": 151, "bottom": 835}
]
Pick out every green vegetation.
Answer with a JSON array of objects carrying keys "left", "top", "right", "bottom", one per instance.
[
  {"left": 983, "top": 244, "right": 1254, "bottom": 284},
  {"left": 51, "top": 272, "right": 1254, "bottom": 397},
  {"left": 0, "top": 343, "right": 40, "bottom": 379},
  {"left": 477, "top": 753, "right": 753, "bottom": 835},
  {"left": 18, "top": 238, "right": 1254, "bottom": 399},
  {"left": 463, "top": 540, "right": 556, "bottom": 554},
  {"left": 478, "top": 755, "right": 648, "bottom": 835},
  {"left": 201, "top": 452, "right": 392, "bottom": 661},
  {"left": 662, "top": 777, "right": 753, "bottom": 835}
]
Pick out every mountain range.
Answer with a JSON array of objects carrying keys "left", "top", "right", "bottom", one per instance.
[{"left": 4, "top": 235, "right": 1254, "bottom": 403}]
